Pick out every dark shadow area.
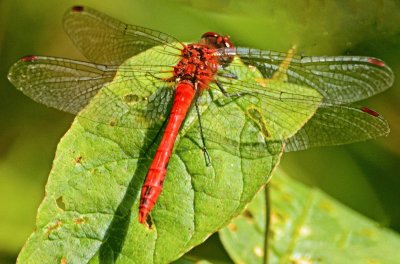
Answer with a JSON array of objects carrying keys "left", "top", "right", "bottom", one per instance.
[
  {"left": 97, "top": 141, "right": 153, "bottom": 263},
  {"left": 0, "top": 251, "right": 18, "bottom": 264}
]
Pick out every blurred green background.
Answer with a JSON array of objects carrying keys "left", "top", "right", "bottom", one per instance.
[{"left": 1, "top": 0, "right": 399, "bottom": 263}]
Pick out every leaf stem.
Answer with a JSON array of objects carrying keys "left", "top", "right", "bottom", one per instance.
[{"left": 264, "top": 184, "right": 271, "bottom": 264}]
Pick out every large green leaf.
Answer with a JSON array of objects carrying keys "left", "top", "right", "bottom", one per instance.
[
  {"left": 16, "top": 44, "right": 320, "bottom": 263},
  {"left": 219, "top": 169, "right": 400, "bottom": 263}
]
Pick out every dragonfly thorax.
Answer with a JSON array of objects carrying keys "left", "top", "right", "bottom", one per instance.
[{"left": 173, "top": 44, "right": 219, "bottom": 90}]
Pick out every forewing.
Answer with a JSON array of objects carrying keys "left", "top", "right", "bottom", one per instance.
[
  {"left": 63, "top": 6, "right": 182, "bottom": 65},
  {"left": 233, "top": 47, "right": 394, "bottom": 104},
  {"left": 7, "top": 56, "right": 117, "bottom": 114},
  {"left": 8, "top": 42, "right": 179, "bottom": 119},
  {"left": 284, "top": 105, "right": 390, "bottom": 152}
]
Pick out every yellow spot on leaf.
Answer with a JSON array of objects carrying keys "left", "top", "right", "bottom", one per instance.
[
  {"left": 361, "top": 228, "right": 375, "bottom": 238},
  {"left": 253, "top": 246, "right": 264, "bottom": 257},
  {"left": 299, "top": 226, "right": 311, "bottom": 237},
  {"left": 282, "top": 193, "right": 293, "bottom": 202},
  {"left": 228, "top": 223, "right": 237, "bottom": 232},
  {"left": 318, "top": 201, "right": 333, "bottom": 213}
]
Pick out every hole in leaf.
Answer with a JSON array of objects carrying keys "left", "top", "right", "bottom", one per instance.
[
  {"left": 243, "top": 209, "right": 254, "bottom": 220},
  {"left": 56, "top": 196, "right": 65, "bottom": 210},
  {"left": 124, "top": 93, "right": 139, "bottom": 103},
  {"left": 75, "top": 155, "right": 82, "bottom": 164}
]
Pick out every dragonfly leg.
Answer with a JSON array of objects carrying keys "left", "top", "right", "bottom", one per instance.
[
  {"left": 195, "top": 97, "right": 211, "bottom": 166},
  {"left": 215, "top": 80, "right": 249, "bottom": 98},
  {"left": 217, "top": 70, "right": 238, "bottom": 80},
  {"left": 145, "top": 71, "right": 176, "bottom": 84}
]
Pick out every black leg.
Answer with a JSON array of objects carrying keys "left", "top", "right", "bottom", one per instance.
[
  {"left": 217, "top": 70, "right": 238, "bottom": 80},
  {"left": 215, "top": 80, "right": 249, "bottom": 98},
  {"left": 195, "top": 97, "right": 212, "bottom": 167}
]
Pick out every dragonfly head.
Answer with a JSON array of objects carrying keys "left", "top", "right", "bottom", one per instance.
[{"left": 200, "top": 32, "right": 234, "bottom": 66}]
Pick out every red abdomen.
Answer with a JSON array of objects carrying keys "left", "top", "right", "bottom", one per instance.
[{"left": 138, "top": 81, "right": 196, "bottom": 223}]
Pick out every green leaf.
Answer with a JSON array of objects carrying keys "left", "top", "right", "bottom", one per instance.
[
  {"left": 219, "top": 169, "right": 400, "bottom": 263},
  {"left": 16, "top": 44, "right": 320, "bottom": 263}
]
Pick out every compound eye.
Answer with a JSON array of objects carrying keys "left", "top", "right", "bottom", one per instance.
[
  {"left": 200, "top": 32, "right": 234, "bottom": 49},
  {"left": 200, "top": 32, "right": 234, "bottom": 67}
]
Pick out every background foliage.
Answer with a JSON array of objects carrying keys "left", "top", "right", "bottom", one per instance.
[{"left": 1, "top": 0, "right": 400, "bottom": 263}]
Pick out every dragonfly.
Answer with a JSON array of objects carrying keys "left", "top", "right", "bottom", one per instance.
[{"left": 8, "top": 6, "right": 393, "bottom": 224}]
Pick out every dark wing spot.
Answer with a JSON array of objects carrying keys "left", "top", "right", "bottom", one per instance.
[
  {"left": 368, "top": 58, "right": 385, "bottom": 67},
  {"left": 72, "top": 6, "right": 84, "bottom": 12},
  {"left": 21, "top": 55, "right": 37, "bottom": 62},
  {"left": 361, "top": 107, "right": 380, "bottom": 117}
]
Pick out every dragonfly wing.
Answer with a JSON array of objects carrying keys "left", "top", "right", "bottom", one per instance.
[
  {"left": 233, "top": 47, "right": 394, "bottom": 104},
  {"left": 7, "top": 56, "right": 117, "bottom": 114},
  {"left": 63, "top": 6, "right": 182, "bottom": 65},
  {"left": 179, "top": 56, "right": 323, "bottom": 159},
  {"left": 284, "top": 105, "right": 389, "bottom": 152}
]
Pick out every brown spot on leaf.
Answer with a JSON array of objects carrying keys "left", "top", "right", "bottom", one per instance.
[
  {"left": 60, "top": 257, "right": 67, "bottom": 264},
  {"left": 74, "top": 217, "right": 85, "bottom": 225},
  {"left": 319, "top": 201, "right": 333, "bottom": 213},
  {"left": 109, "top": 119, "right": 117, "bottom": 127},
  {"left": 75, "top": 156, "right": 82, "bottom": 164},
  {"left": 46, "top": 220, "right": 62, "bottom": 236},
  {"left": 243, "top": 209, "right": 254, "bottom": 220}
]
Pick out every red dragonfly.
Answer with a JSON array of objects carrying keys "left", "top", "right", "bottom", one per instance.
[{"left": 8, "top": 6, "right": 393, "bottom": 224}]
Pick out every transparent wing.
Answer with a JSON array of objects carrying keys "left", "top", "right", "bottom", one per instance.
[
  {"left": 7, "top": 52, "right": 178, "bottom": 116},
  {"left": 7, "top": 56, "right": 117, "bottom": 114},
  {"left": 221, "top": 47, "right": 394, "bottom": 104},
  {"left": 284, "top": 105, "right": 390, "bottom": 152},
  {"left": 63, "top": 6, "right": 183, "bottom": 65},
  {"left": 205, "top": 49, "right": 392, "bottom": 152}
]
